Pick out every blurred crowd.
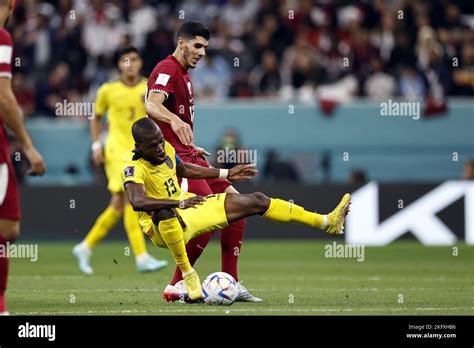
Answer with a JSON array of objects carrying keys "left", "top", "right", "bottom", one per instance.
[{"left": 7, "top": 0, "right": 474, "bottom": 118}]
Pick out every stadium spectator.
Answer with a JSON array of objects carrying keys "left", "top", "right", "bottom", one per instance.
[
  {"left": 263, "top": 149, "right": 300, "bottom": 183},
  {"left": 387, "top": 31, "right": 417, "bottom": 74},
  {"left": 191, "top": 49, "right": 231, "bottom": 100},
  {"left": 127, "top": 0, "right": 156, "bottom": 50},
  {"left": 81, "top": 0, "right": 126, "bottom": 58},
  {"left": 399, "top": 65, "right": 426, "bottom": 100},
  {"left": 452, "top": 43, "right": 474, "bottom": 95},
  {"left": 220, "top": 0, "right": 259, "bottom": 38},
  {"left": 35, "top": 62, "right": 79, "bottom": 117},
  {"left": 248, "top": 50, "right": 281, "bottom": 97},
  {"left": 363, "top": 57, "right": 396, "bottom": 101},
  {"left": 3, "top": 0, "right": 472, "bottom": 119},
  {"left": 213, "top": 129, "right": 248, "bottom": 170},
  {"left": 348, "top": 169, "right": 368, "bottom": 186},
  {"left": 12, "top": 73, "right": 35, "bottom": 118},
  {"left": 23, "top": 2, "right": 55, "bottom": 81},
  {"left": 179, "top": 0, "right": 219, "bottom": 26}
]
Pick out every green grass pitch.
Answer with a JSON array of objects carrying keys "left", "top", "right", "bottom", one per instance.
[{"left": 7, "top": 240, "right": 474, "bottom": 315}]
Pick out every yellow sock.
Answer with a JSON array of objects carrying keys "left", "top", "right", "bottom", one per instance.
[
  {"left": 158, "top": 218, "right": 192, "bottom": 274},
  {"left": 263, "top": 198, "right": 326, "bottom": 229},
  {"left": 123, "top": 204, "right": 147, "bottom": 256},
  {"left": 85, "top": 206, "right": 122, "bottom": 248}
]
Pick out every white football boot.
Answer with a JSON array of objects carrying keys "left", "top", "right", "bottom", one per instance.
[
  {"left": 163, "top": 280, "right": 188, "bottom": 302},
  {"left": 72, "top": 243, "right": 93, "bottom": 275},
  {"left": 235, "top": 281, "right": 263, "bottom": 302},
  {"left": 136, "top": 254, "right": 168, "bottom": 273}
]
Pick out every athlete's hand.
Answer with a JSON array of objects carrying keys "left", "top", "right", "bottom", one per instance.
[
  {"left": 23, "top": 145, "right": 46, "bottom": 176},
  {"left": 193, "top": 144, "right": 211, "bottom": 160},
  {"left": 179, "top": 195, "right": 206, "bottom": 209},
  {"left": 92, "top": 148, "right": 105, "bottom": 166},
  {"left": 228, "top": 163, "right": 258, "bottom": 181},
  {"left": 171, "top": 116, "right": 194, "bottom": 146}
]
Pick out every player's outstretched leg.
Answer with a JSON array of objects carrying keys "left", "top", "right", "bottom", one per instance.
[
  {"left": 152, "top": 209, "right": 202, "bottom": 301},
  {"left": 224, "top": 192, "right": 351, "bottom": 235}
]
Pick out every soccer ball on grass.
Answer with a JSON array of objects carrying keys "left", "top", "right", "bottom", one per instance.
[{"left": 202, "top": 272, "right": 238, "bottom": 306}]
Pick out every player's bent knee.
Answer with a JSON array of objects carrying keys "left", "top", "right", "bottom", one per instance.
[
  {"left": 152, "top": 209, "right": 176, "bottom": 225},
  {"left": 1, "top": 222, "right": 20, "bottom": 241},
  {"left": 110, "top": 195, "right": 125, "bottom": 213},
  {"left": 252, "top": 192, "right": 270, "bottom": 212}
]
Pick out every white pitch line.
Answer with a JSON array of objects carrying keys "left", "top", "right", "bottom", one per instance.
[
  {"left": 245, "top": 275, "right": 473, "bottom": 282},
  {"left": 11, "top": 287, "right": 472, "bottom": 293},
  {"left": 14, "top": 288, "right": 163, "bottom": 293},
  {"left": 10, "top": 275, "right": 87, "bottom": 279},
  {"left": 12, "top": 307, "right": 474, "bottom": 316},
  {"left": 10, "top": 275, "right": 473, "bottom": 282}
]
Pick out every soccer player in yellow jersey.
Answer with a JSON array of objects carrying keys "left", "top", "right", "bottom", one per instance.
[
  {"left": 123, "top": 118, "right": 351, "bottom": 301},
  {"left": 73, "top": 47, "right": 167, "bottom": 274}
]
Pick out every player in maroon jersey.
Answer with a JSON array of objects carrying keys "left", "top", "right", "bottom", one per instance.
[
  {"left": 146, "top": 21, "right": 261, "bottom": 302},
  {"left": 0, "top": 0, "right": 46, "bottom": 315}
]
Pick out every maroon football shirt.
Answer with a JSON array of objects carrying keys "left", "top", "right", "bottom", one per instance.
[
  {"left": 0, "top": 27, "right": 13, "bottom": 163},
  {"left": 147, "top": 55, "right": 197, "bottom": 157}
]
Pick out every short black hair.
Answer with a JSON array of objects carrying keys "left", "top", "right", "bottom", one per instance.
[
  {"left": 132, "top": 118, "right": 160, "bottom": 143},
  {"left": 176, "top": 21, "right": 211, "bottom": 41},
  {"left": 116, "top": 46, "right": 140, "bottom": 65}
]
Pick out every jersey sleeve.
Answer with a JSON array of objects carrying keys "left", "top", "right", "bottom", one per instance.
[
  {"left": 149, "top": 62, "right": 177, "bottom": 99},
  {"left": 0, "top": 29, "right": 13, "bottom": 79},
  {"left": 94, "top": 83, "right": 108, "bottom": 117},
  {"left": 123, "top": 162, "right": 146, "bottom": 185}
]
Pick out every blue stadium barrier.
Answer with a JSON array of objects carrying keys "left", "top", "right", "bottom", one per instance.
[{"left": 25, "top": 99, "right": 474, "bottom": 185}]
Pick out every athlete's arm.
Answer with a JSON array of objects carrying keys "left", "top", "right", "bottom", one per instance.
[
  {"left": 0, "top": 78, "right": 46, "bottom": 175},
  {"left": 91, "top": 84, "right": 108, "bottom": 166},
  {"left": 146, "top": 92, "right": 194, "bottom": 146},
  {"left": 90, "top": 114, "right": 105, "bottom": 166},
  {"left": 176, "top": 160, "right": 258, "bottom": 181},
  {"left": 124, "top": 181, "right": 205, "bottom": 211}
]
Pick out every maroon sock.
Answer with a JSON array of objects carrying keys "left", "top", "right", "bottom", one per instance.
[
  {"left": 169, "top": 232, "right": 215, "bottom": 285},
  {"left": 0, "top": 235, "right": 8, "bottom": 312},
  {"left": 220, "top": 218, "right": 246, "bottom": 282}
]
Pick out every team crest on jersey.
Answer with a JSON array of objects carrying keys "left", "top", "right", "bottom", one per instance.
[
  {"left": 165, "top": 156, "right": 173, "bottom": 169},
  {"left": 124, "top": 166, "right": 135, "bottom": 177},
  {"left": 0, "top": 45, "right": 12, "bottom": 64},
  {"left": 156, "top": 73, "right": 170, "bottom": 86}
]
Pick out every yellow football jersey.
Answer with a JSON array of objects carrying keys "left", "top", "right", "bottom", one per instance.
[
  {"left": 95, "top": 77, "right": 147, "bottom": 161},
  {"left": 122, "top": 141, "right": 188, "bottom": 234}
]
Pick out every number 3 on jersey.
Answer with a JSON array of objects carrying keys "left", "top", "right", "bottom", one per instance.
[{"left": 164, "top": 178, "right": 177, "bottom": 197}]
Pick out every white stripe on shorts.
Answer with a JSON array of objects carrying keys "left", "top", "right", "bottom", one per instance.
[{"left": 0, "top": 163, "right": 8, "bottom": 206}]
